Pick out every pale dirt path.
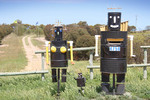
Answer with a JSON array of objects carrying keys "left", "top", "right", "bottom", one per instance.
[{"left": 21, "top": 36, "right": 48, "bottom": 71}]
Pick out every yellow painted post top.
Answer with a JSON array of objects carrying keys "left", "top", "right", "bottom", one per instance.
[
  {"left": 46, "top": 46, "right": 49, "bottom": 65},
  {"left": 45, "top": 41, "right": 51, "bottom": 65},
  {"left": 67, "top": 41, "right": 74, "bottom": 65}
]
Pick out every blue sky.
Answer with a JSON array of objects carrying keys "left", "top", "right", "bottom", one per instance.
[{"left": 0, "top": 0, "right": 150, "bottom": 30}]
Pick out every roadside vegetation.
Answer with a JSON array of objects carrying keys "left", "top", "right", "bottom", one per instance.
[
  {"left": 31, "top": 37, "right": 45, "bottom": 50},
  {"left": 0, "top": 33, "right": 27, "bottom": 72}
]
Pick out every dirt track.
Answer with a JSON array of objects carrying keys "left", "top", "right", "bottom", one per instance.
[{"left": 21, "top": 36, "right": 48, "bottom": 71}]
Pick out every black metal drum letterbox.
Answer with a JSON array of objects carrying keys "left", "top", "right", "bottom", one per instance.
[
  {"left": 51, "top": 40, "right": 68, "bottom": 67},
  {"left": 101, "top": 31, "right": 127, "bottom": 73}
]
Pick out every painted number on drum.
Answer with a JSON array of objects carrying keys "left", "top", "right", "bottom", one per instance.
[{"left": 109, "top": 47, "right": 120, "bottom": 51}]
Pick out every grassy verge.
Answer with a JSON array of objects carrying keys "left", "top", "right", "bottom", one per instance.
[
  {"left": 25, "top": 36, "right": 29, "bottom": 46},
  {"left": 31, "top": 37, "right": 45, "bottom": 50},
  {"left": 0, "top": 60, "right": 150, "bottom": 99},
  {"left": 0, "top": 33, "right": 27, "bottom": 72},
  {"left": 126, "top": 67, "right": 150, "bottom": 99}
]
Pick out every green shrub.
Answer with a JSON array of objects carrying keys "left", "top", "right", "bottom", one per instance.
[{"left": 0, "top": 24, "right": 13, "bottom": 44}]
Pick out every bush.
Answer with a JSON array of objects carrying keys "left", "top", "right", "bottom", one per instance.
[
  {"left": 0, "top": 24, "right": 13, "bottom": 44},
  {"left": 127, "top": 32, "right": 150, "bottom": 64},
  {"left": 43, "top": 24, "right": 54, "bottom": 40},
  {"left": 75, "top": 35, "right": 95, "bottom": 60},
  {"left": 64, "top": 27, "right": 90, "bottom": 46},
  {"left": 34, "top": 27, "right": 44, "bottom": 36},
  {"left": 13, "top": 24, "right": 26, "bottom": 36}
]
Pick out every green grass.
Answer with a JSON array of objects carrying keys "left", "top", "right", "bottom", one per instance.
[
  {"left": 126, "top": 67, "right": 150, "bottom": 99},
  {"left": 0, "top": 60, "right": 150, "bottom": 100},
  {"left": 0, "top": 33, "right": 27, "bottom": 72}
]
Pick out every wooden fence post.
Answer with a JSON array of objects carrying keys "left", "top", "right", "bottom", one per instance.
[
  {"left": 41, "top": 53, "right": 45, "bottom": 81},
  {"left": 89, "top": 50, "right": 94, "bottom": 79},
  {"left": 143, "top": 49, "right": 147, "bottom": 79}
]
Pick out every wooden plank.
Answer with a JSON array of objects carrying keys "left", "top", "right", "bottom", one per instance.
[
  {"left": 120, "top": 21, "right": 128, "bottom": 31},
  {"left": 100, "top": 26, "right": 106, "bottom": 31}
]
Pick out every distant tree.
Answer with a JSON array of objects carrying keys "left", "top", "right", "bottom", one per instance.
[
  {"left": 13, "top": 24, "right": 26, "bottom": 36},
  {"left": 33, "top": 27, "right": 44, "bottom": 36},
  {"left": 39, "top": 24, "right": 45, "bottom": 30},
  {"left": 25, "top": 29, "right": 32, "bottom": 34},
  {"left": 65, "top": 27, "right": 90, "bottom": 46},
  {"left": 77, "top": 21, "right": 88, "bottom": 28},
  {"left": 15, "top": 19, "right": 22, "bottom": 24},
  {"left": 128, "top": 26, "right": 136, "bottom": 32},
  {"left": 44, "top": 24, "right": 54, "bottom": 40},
  {"left": 76, "top": 35, "right": 94, "bottom": 47},
  {"left": 0, "top": 24, "right": 13, "bottom": 44},
  {"left": 94, "top": 24, "right": 102, "bottom": 34},
  {"left": 86, "top": 26, "right": 97, "bottom": 36},
  {"left": 78, "top": 28, "right": 89, "bottom": 35},
  {"left": 145, "top": 25, "right": 150, "bottom": 31},
  {"left": 67, "top": 23, "right": 79, "bottom": 28},
  {"left": 64, "top": 27, "right": 80, "bottom": 46},
  {"left": 75, "top": 35, "right": 95, "bottom": 60},
  {"left": 30, "top": 25, "right": 36, "bottom": 30},
  {"left": 24, "top": 24, "right": 30, "bottom": 28},
  {"left": 24, "top": 25, "right": 36, "bottom": 34}
]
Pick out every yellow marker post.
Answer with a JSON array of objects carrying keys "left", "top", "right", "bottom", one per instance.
[
  {"left": 68, "top": 41, "right": 74, "bottom": 64},
  {"left": 45, "top": 41, "right": 50, "bottom": 65}
]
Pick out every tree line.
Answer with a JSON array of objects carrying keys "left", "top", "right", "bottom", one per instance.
[
  {"left": 0, "top": 20, "right": 138, "bottom": 45},
  {"left": 1, "top": 20, "right": 150, "bottom": 63}
]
